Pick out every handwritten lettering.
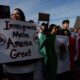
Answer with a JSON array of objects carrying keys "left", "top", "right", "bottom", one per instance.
[
  {"left": 7, "top": 38, "right": 33, "bottom": 49},
  {"left": 4, "top": 21, "right": 36, "bottom": 31},
  {"left": 13, "top": 31, "right": 30, "bottom": 38},
  {"left": 10, "top": 49, "right": 31, "bottom": 59}
]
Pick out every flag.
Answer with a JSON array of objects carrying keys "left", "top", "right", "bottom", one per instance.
[
  {"left": 45, "top": 34, "right": 58, "bottom": 80},
  {"left": 38, "top": 32, "right": 47, "bottom": 64},
  {"left": 38, "top": 33, "right": 58, "bottom": 80},
  {"left": 33, "top": 32, "right": 47, "bottom": 80},
  {"left": 78, "top": 36, "right": 80, "bottom": 60},
  {"left": 71, "top": 32, "right": 78, "bottom": 61},
  {"left": 69, "top": 36, "right": 76, "bottom": 71},
  {"left": 54, "top": 35, "right": 70, "bottom": 74}
]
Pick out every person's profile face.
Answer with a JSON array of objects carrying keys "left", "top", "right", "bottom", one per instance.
[
  {"left": 11, "top": 10, "right": 22, "bottom": 20},
  {"left": 74, "top": 29, "right": 78, "bottom": 32},
  {"left": 41, "top": 26, "right": 46, "bottom": 31},
  {"left": 63, "top": 23, "right": 69, "bottom": 29},
  {"left": 51, "top": 26, "right": 56, "bottom": 34}
]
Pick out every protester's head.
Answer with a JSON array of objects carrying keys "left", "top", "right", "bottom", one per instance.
[
  {"left": 11, "top": 8, "right": 25, "bottom": 21},
  {"left": 40, "top": 23, "right": 48, "bottom": 31},
  {"left": 73, "top": 28, "right": 78, "bottom": 33},
  {"left": 28, "top": 20, "right": 34, "bottom": 23},
  {"left": 78, "top": 29, "right": 80, "bottom": 33},
  {"left": 49, "top": 24, "right": 57, "bottom": 34},
  {"left": 56, "top": 25, "right": 61, "bottom": 35},
  {"left": 62, "top": 20, "right": 70, "bottom": 29}
]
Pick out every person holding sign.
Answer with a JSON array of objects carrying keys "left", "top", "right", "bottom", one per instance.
[
  {"left": 10, "top": 8, "right": 25, "bottom": 21},
  {"left": 4, "top": 8, "right": 35, "bottom": 80}
]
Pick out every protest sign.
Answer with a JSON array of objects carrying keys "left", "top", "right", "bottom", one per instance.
[{"left": 0, "top": 19, "right": 42, "bottom": 63}]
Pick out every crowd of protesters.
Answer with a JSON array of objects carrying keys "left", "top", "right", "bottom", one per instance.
[
  {"left": 0, "top": 7, "right": 80, "bottom": 80},
  {"left": 37, "top": 18, "right": 80, "bottom": 80},
  {"left": 38, "top": 20, "right": 70, "bottom": 80}
]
